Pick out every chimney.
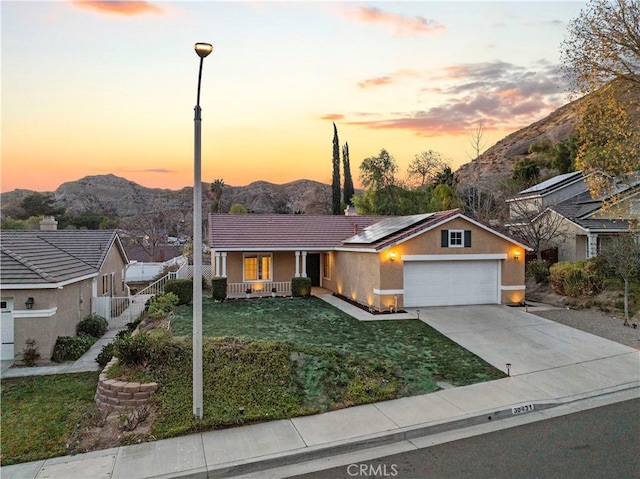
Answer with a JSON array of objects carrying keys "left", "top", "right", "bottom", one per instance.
[
  {"left": 344, "top": 205, "right": 358, "bottom": 216},
  {"left": 39, "top": 216, "right": 58, "bottom": 231}
]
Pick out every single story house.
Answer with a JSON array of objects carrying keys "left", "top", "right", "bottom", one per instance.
[
  {"left": 208, "top": 209, "right": 530, "bottom": 311},
  {"left": 0, "top": 222, "right": 129, "bottom": 361},
  {"left": 507, "top": 172, "right": 640, "bottom": 261}
]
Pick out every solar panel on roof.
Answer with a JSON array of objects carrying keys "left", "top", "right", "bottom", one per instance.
[
  {"left": 343, "top": 213, "right": 434, "bottom": 244},
  {"left": 517, "top": 171, "right": 582, "bottom": 195}
]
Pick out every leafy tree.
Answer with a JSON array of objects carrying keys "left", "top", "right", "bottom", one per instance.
[
  {"left": 552, "top": 136, "right": 579, "bottom": 174},
  {"left": 433, "top": 166, "right": 456, "bottom": 188},
  {"left": 407, "top": 150, "right": 447, "bottom": 187},
  {"left": 598, "top": 233, "right": 640, "bottom": 325},
  {"left": 19, "top": 192, "right": 64, "bottom": 219},
  {"left": 229, "top": 203, "right": 248, "bottom": 214},
  {"left": 561, "top": 0, "right": 639, "bottom": 95},
  {"left": 512, "top": 158, "right": 540, "bottom": 185},
  {"left": 331, "top": 123, "right": 341, "bottom": 215},
  {"left": 1, "top": 216, "right": 42, "bottom": 230},
  {"left": 560, "top": 0, "right": 640, "bottom": 181},
  {"left": 342, "top": 142, "right": 355, "bottom": 207},
  {"left": 429, "top": 184, "right": 458, "bottom": 211},
  {"left": 209, "top": 179, "right": 225, "bottom": 214},
  {"left": 359, "top": 149, "right": 398, "bottom": 191}
]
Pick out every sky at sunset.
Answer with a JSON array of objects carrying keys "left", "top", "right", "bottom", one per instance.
[{"left": 1, "top": 0, "right": 587, "bottom": 193}]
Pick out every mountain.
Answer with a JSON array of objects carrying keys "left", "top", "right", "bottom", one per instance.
[
  {"left": 455, "top": 80, "right": 640, "bottom": 189},
  {"left": 0, "top": 174, "right": 333, "bottom": 218}
]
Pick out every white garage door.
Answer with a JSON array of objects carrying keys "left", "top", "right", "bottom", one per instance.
[
  {"left": 1, "top": 299, "right": 14, "bottom": 361},
  {"left": 404, "top": 260, "right": 499, "bottom": 307}
]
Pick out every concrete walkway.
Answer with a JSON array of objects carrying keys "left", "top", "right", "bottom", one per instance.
[{"left": 3, "top": 298, "right": 639, "bottom": 479}]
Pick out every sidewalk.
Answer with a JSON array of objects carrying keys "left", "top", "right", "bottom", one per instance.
[{"left": 2, "top": 299, "right": 639, "bottom": 479}]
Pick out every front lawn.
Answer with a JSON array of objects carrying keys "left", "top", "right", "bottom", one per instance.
[
  {"left": 1, "top": 373, "right": 99, "bottom": 466},
  {"left": 171, "top": 296, "right": 504, "bottom": 393}
]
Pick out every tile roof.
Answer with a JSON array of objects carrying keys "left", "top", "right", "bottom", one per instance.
[
  {"left": 208, "top": 214, "right": 385, "bottom": 250},
  {"left": 208, "top": 210, "right": 498, "bottom": 252},
  {"left": 0, "top": 230, "right": 123, "bottom": 286}
]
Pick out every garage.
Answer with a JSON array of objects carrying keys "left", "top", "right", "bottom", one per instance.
[
  {"left": 1, "top": 298, "right": 14, "bottom": 361},
  {"left": 403, "top": 260, "right": 500, "bottom": 307}
]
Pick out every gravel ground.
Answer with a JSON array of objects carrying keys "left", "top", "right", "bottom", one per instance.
[{"left": 531, "top": 308, "right": 640, "bottom": 349}]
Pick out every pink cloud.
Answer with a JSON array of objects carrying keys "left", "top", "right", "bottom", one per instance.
[
  {"left": 72, "top": 1, "right": 162, "bottom": 16},
  {"left": 358, "top": 69, "right": 420, "bottom": 89},
  {"left": 320, "top": 114, "right": 345, "bottom": 121},
  {"left": 345, "top": 6, "right": 445, "bottom": 36}
]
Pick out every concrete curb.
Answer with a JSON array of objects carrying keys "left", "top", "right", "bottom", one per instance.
[{"left": 204, "top": 381, "right": 640, "bottom": 479}]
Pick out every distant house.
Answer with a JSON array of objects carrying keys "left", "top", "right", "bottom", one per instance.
[
  {"left": 0, "top": 220, "right": 129, "bottom": 361},
  {"left": 507, "top": 172, "right": 640, "bottom": 261},
  {"left": 208, "top": 209, "right": 530, "bottom": 311}
]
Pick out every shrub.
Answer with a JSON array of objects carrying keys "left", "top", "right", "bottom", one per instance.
[
  {"left": 212, "top": 277, "right": 227, "bottom": 301},
  {"left": 19, "top": 338, "right": 41, "bottom": 367},
  {"left": 76, "top": 314, "right": 108, "bottom": 338},
  {"left": 95, "top": 343, "right": 116, "bottom": 368},
  {"left": 114, "top": 332, "right": 151, "bottom": 366},
  {"left": 291, "top": 277, "right": 312, "bottom": 297},
  {"left": 51, "top": 335, "right": 96, "bottom": 362},
  {"left": 526, "top": 259, "right": 551, "bottom": 283},
  {"left": 164, "top": 279, "right": 193, "bottom": 305},
  {"left": 550, "top": 261, "right": 603, "bottom": 297},
  {"left": 147, "top": 293, "right": 180, "bottom": 319}
]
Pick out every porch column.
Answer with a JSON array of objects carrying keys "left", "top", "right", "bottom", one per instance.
[
  {"left": 214, "top": 252, "right": 220, "bottom": 277},
  {"left": 295, "top": 251, "right": 301, "bottom": 277},
  {"left": 301, "top": 251, "right": 308, "bottom": 278},
  {"left": 221, "top": 252, "right": 227, "bottom": 277},
  {"left": 587, "top": 233, "right": 598, "bottom": 259}
]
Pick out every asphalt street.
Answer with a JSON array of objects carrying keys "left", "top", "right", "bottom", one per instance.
[{"left": 291, "top": 398, "right": 640, "bottom": 479}]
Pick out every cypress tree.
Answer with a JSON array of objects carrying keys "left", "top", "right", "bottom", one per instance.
[
  {"left": 342, "top": 142, "right": 354, "bottom": 207},
  {"left": 331, "top": 122, "right": 341, "bottom": 215}
]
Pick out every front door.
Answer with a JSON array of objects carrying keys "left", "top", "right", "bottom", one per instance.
[
  {"left": 306, "top": 254, "right": 321, "bottom": 287},
  {"left": 1, "top": 298, "right": 15, "bottom": 361}
]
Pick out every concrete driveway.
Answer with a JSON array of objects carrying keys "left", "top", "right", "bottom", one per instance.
[{"left": 413, "top": 305, "right": 638, "bottom": 377}]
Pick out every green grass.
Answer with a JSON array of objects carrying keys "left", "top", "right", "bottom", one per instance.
[
  {"left": 171, "top": 296, "right": 504, "bottom": 393},
  {"left": 1, "top": 373, "right": 99, "bottom": 466}
]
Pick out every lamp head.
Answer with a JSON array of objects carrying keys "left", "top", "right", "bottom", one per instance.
[{"left": 194, "top": 43, "right": 213, "bottom": 59}]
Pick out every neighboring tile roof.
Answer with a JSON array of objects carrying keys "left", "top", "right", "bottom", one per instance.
[
  {"left": 208, "top": 214, "right": 385, "bottom": 250},
  {"left": 0, "top": 230, "right": 124, "bottom": 286}
]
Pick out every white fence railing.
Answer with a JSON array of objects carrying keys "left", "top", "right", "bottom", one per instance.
[{"left": 227, "top": 281, "right": 291, "bottom": 296}]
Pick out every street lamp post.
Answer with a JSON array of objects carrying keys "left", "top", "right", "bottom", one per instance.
[{"left": 193, "top": 41, "right": 213, "bottom": 419}]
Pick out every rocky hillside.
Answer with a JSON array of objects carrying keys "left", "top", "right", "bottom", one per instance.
[
  {"left": 455, "top": 80, "right": 640, "bottom": 189},
  {"left": 0, "top": 174, "right": 333, "bottom": 218}
]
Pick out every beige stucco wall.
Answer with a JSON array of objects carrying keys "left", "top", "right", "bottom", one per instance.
[
  {"left": 5, "top": 239, "right": 128, "bottom": 361},
  {"left": 331, "top": 217, "right": 527, "bottom": 310},
  {"left": 6, "top": 278, "right": 95, "bottom": 360},
  {"left": 216, "top": 251, "right": 298, "bottom": 286}
]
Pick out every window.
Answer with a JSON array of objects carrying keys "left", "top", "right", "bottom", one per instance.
[
  {"left": 323, "top": 253, "right": 331, "bottom": 280},
  {"left": 244, "top": 253, "right": 272, "bottom": 281},
  {"left": 101, "top": 274, "right": 109, "bottom": 294},
  {"left": 441, "top": 229, "right": 472, "bottom": 248},
  {"left": 449, "top": 230, "right": 464, "bottom": 247}
]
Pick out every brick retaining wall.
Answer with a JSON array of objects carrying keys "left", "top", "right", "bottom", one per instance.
[{"left": 95, "top": 358, "right": 158, "bottom": 411}]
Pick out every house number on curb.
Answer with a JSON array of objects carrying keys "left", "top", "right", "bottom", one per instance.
[{"left": 511, "top": 403, "right": 535, "bottom": 415}]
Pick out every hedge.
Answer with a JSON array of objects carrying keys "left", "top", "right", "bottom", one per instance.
[
  {"left": 549, "top": 260, "right": 603, "bottom": 297},
  {"left": 164, "top": 279, "right": 193, "bottom": 305},
  {"left": 212, "top": 277, "right": 227, "bottom": 301},
  {"left": 291, "top": 277, "right": 312, "bottom": 297},
  {"left": 76, "top": 314, "right": 108, "bottom": 338},
  {"left": 51, "top": 335, "right": 96, "bottom": 362}
]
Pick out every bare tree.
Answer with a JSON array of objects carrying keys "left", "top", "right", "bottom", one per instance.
[
  {"left": 507, "top": 203, "right": 569, "bottom": 261},
  {"left": 121, "top": 211, "right": 182, "bottom": 262},
  {"left": 406, "top": 150, "right": 447, "bottom": 187},
  {"left": 598, "top": 232, "right": 640, "bottom": 325}
]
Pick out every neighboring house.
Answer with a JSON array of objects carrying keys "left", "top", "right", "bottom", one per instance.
[
  {"left": 507, "top": 172, "right": 640, "bottom": 261},
  {"left": 208, "top": 209, "right": 530, "bottom": 311},
  {"left": 0, "top": 222, "right": 129, "bottom": 361}
]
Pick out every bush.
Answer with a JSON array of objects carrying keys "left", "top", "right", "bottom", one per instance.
[
  {"left": 291, "top": 277, "right": 312, "bottom": 297},
  {"left": 212, "top": 277, "right": 227, "bottom": 301},
  {"left": 114, "top": 332, "right": 151, "bottom": 366},
  {"left": 550, "top": 261, "right": 603, "bottom": 297},
  {"left": 526, "top": 259, "right": 551, "bottom": 283},
  {"left": 76, "top": 314, "right": 108, "bottom": 338},
  {"left": 95, "top": 343, "right": 116, "bottom": 368},
  {"left": 147, "top": 293, "right": 180, "bottom": 319},
  {"left": 51, "top": 335, "right": 96, "bottom": 362},
  {"left": 164, "top": 279, "right": 193, "bottom": 305}
]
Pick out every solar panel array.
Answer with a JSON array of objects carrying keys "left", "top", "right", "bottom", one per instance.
[{"left": 343, "top": 213, "right": 434, "bottom": 244}]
